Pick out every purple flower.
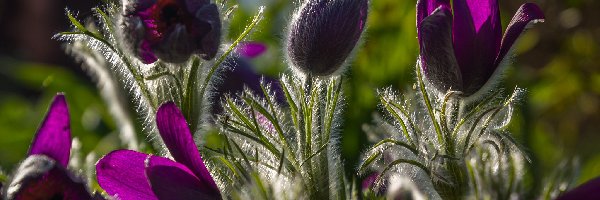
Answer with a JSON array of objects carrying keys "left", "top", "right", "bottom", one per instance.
[
  {"left": 236, "top": 42, "right": 267, "bottom": 58},
  {"left": 417, "top": 0, "right": 544, "bottom": 95},
  {"left": 557, "top": 176, "right": 600, "bottom": 200},
  {"left": 4, "top": 94, "right": 94, "bottom": 200},
  {"left": 361, "top": 173, "right": 378, "bottom": 191},
  {"left": 286, "top": 0, "right": 368, "bottom": 76},
  {"left": 122, "top": 0, "right": 221, "bottom": 64},
  {"left": 96, "top": 102, "right": 221, "bottom": 200}
]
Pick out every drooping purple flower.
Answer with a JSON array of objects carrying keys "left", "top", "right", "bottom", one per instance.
[
  {"left": 122, "top": 0, "right": 221, "bottom": 64},
  {"left": 417, "top": 0, "right": 545, "bottom": 95},
  {"left": 4, "top": 94, "right": 94, "bottom": 200},
  {"left": 557, "top": 176, "right": 600, "bottom": 200},
  {"left": 286, "top": 0, "right": 368, "bottom": 76},
  {"left": 96, "top": 102, "right": 221, "bottom": 200}
]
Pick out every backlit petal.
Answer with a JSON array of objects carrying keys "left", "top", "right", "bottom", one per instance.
[
  {"left": 96, "top": 150, "right": 158, "bottom": 200},
  {"left": 155, "top": 102, "right": 219, "bottom": 192},
  {"left": 452, "top": 0, "right": 502, "bottom": 94},
  {"left": 495, "top": 3, "right": 545, "bottom": 66},
  {"left": 416, "top": 0, "right": 450, "bottom": 24},
  {"left": 146, "top": 156, "right": 221, "bottom": 199},
  {"left": 28, "top": 94, "right": 71, "bottom": 167},
  {"left": 419, "top": 7, "right": 463, "bottom": 92}
]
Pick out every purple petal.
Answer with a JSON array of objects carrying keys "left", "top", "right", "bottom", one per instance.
[
  {"left": 362, "top": 173, "right": 378, "bottom": 190},
  {"left": 237, "top": 42, "right": 267, "bottom": 58},
  {"left": 418, "top": 7, "right": 463, "bottom": 92},
  {"left": 495, "top": 3, "right": 545, "bottom": 66},
  {"left": 6, "top": 155, "right": 91, "bottom": 200},
  {"left": 145, "top": 156, "right": 221, "bottom": 199},
  {"left": 558, "top": 176, "right": 600, "bottom": 200},
  {"left": 182, "top": 0, "right": 210, "bottom": 14},
  {"left": 416, "top": 0, "right": 450, "bottom": 24},
  {"left": 28, "top": 94, "right": 71, "bottom": 167},
  {"left": 96, "top": 150, "right": 158, "bottom": 200},
  {"left": 155, "top": 102, "right": 219, "bottom": 192},
  {"left": 140, "top": 40, "right": 159, "bottom": 64},
  {"left": 452, "top": 0, "right": 502, "bottom": 94}
]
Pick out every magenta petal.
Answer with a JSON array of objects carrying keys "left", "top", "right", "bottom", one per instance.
[
  {"left": 495, "top": 3, "right": 545, "bottom": 66},
  {"left": 361, "top": 173, "right": 378, "bottom": 190},
  {"left": 416, "top": 0, "right": 450, "bottom": 24},
  {"left": 558, "top": 176, "right": 600, "bottom": 200},
  {"left": 155, "top": 102, "right": 219, "bottom": 191},
  {"left": 237, "top": 42, "right": 267, "bottom": 58},
  {"left": 140, "top": 40, "right": 158, "bottom": 64},
  {"left": 7, "top": 155, "right": 91, "bottom": 200},
  {"left": 419, "top": 7, "right": 463, "bottom": 92},
  {"left": 96, "top": 150, "right": 158, "bottom": 200},
  {"left": 146, "top": 156, "right": 221, "bottom": 199},
  {"left": 28, "top": 94, "right": 71, "bottom": 167},
  {"left": 452, "top": 0, "right": 502, "bottom": 94}
]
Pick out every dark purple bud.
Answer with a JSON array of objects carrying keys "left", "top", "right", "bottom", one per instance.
[
  {"left": 5, "top": 155, "right": 92, "bottom": 200},
  {"left": 286, "top": 0, "right": 368, "bottom": 76},
  {"left": 122, "top": 0, "right": 221, "bottom": 64}
]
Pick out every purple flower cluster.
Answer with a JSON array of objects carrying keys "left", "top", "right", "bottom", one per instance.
[
  {"left": 12, "top": 0, "right": 600, "bottom": 199},
  {"left": 417, "top": 0, "right": 544, "bottom": 95}
]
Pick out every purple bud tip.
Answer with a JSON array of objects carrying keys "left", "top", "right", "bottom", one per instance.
[
  {"left": 122, "top": 0, "right": 222, "bottom": 64},
  {"left": 286, "top": 0, "right": 368, "bottom": 76}
]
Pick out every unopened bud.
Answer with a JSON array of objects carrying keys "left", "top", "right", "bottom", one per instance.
[{"left": 286, "top": 0, "right": 368, "bottom": 76}]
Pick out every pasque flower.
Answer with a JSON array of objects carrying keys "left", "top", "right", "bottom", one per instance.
[
  {"left": 286, "top": 0, "right": 368, "bottom": 76},
  {"left": 417, "top": 0, "right": 544, "bottom": 95},
  {"left": 96, "top": 102, "right": 221, "bottom": 200},
  {"left": 4, "top": 94, "right": 94, "bottom": 200},
  {"left": 122, "top": 0, "right": 221, "bottom": 64}
]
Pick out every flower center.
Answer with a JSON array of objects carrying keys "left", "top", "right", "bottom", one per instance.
[{"left": 140, "top": 0, "right": 194, "bottom": 42}]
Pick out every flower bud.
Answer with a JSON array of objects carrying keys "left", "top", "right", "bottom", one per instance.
[
  {"left": 121, "top": 0, "right": 221, "bottom": 64},
  {"left": 286, "top": 0, "right": 368, "bottom": 76}
]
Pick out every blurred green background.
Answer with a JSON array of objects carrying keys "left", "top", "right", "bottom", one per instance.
[{"left": 0, "top": 0, "right": 598, "bottom": 192}]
